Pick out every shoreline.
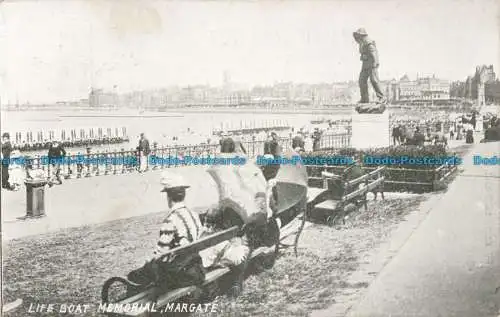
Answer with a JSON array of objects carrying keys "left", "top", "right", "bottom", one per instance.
[
  {"left": 1, "top": 104, "right": 476, "bottom": 117},
  {"left": 2, "top": 107, "right": 355, "bottom": 115}
]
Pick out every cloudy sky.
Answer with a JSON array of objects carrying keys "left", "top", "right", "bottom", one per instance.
[{"left": 0, "top": 0, "right": 499, "bottom": 104}]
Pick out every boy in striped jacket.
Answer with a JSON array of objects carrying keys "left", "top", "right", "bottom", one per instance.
[{"left": 127, "top": 172, "right": 206, "bottom": 290}]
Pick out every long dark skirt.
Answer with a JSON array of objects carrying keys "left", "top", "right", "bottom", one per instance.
[{"left": 466, "top": 131, "right": 474, "bottom": 144}]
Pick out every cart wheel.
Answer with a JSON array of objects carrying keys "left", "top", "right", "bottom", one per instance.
[{"left": 102, "top": 277, "right": 142, "bottom": 303}]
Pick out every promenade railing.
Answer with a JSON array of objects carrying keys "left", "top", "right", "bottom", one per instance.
[{"left": 18, "top": 133, "right": 351, "bottom": 181}]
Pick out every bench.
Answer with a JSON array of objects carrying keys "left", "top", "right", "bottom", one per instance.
[
  {"left": 101, "top": 198, "right": 308, "bottom": 317},
  {"left": 306, "top": 166, "right": 386, "bottom": 225},
  {"left": 101, "top": 223, "right": 284, "bottom": 316}
]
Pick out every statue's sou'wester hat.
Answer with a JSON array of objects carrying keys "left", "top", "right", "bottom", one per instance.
[
  {"left": 353, "top": 28, "right": 368, "bottom": 37},
  {"left": 160, "top": 171, "right": 190, "bottom": 192}
]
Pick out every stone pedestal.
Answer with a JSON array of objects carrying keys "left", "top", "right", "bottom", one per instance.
[{"left": 351, "top": 110, "right": 390, "bottom": 149}]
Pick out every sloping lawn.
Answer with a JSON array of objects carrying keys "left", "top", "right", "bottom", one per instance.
[{"left": 3, "top": 196, "right": 425, "bottom": 317}]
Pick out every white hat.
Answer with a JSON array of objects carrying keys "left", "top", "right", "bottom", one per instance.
[{"left": 160, "top": 171, "right": 190, "bottom": 192}]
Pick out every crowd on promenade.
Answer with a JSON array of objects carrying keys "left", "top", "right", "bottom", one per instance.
[
  {"left": 1, "top": 132, "right": 69, "bottom": 191},
  {"left": 0, "top": 125, "right": 332, "bottom": 191},
  {"left": 4, "top": 111, "right": 495, "bottom": 191},
  {"left": 390, "top": 111, "right": 499, "bottom": 146}
]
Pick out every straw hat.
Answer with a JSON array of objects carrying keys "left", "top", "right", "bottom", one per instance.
[{"left": 160, "top": 171, "right": 190, "bottom": 192}]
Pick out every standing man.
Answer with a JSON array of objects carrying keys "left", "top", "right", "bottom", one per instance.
[
  {"left": 312, "top": 128, "right": 322, "bottom": 151},
  {"left": 137, "top": 133, "right": 150, "bottom": 172},
  {"left": 471, "top": 112, "right": 477, "bottom": 131},
  {"left": 1, "top": 133, "right": 13, "bottom": 190},
  {"left": 392, "top": 124, "right": 401, "bottom": 145},
  {"left": 353, "top": 28, "right": 386, "bottom": 104},
  {"left": 232, "top": 131, "right": 247, "bottom": 154},
  {"left": 262, "top": 132, "right": 281, "bottom": 181},
  {"left": 264, "top": 132, "right": 281, "bottom": 157},
  {"left": 413, "top": 127, "right": 426, "bottom": 146},
  {"left": 47, "top": 140, "right": 67, "bottom": 186},
  {"left": 292, "top": 131, "right": 305, "bottom": 152}
]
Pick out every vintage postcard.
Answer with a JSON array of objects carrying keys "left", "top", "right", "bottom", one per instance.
[{"left": 1, "top": 1, "right": 499, "bottom": 316}]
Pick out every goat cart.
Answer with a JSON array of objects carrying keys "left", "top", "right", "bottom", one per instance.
[
  {"left": 307, "top": 165, "right": 386, "bottom": 226},
  {"left": 101, "top": 151, "right": 309, "bottom": 316}
]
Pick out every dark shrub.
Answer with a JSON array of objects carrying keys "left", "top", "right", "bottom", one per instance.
[{"left": 303, "top": 145, "right": 454, "bottom": 192}]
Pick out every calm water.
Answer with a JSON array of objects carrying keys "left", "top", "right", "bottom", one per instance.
[{"left": 1, "top": 108, "right": 353, "bottom": 151}]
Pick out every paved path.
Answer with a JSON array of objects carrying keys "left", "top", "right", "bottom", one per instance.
[
  {"left": 345, "top": 141, "right": 500, "bottom": 317},
  {"left": 1, "top": 166, "right": 219, "bottom": 241}
]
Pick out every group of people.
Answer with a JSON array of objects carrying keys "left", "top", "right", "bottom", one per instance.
[
  {"left": 449, "top": 113, "right": 484, "bottom": 144},
  {"left": 389, "top": 110, "right": 499, "bottom": 146},
  {"left": 391, "top": 125, "right": 423, "bottom": 146},
  {"left": 128, "top": 130, "right": 286, "bottom": 297},
  {"left": 391, "top": 124, "right": 449, "bottom": 147},
  {"left": 1, "top": 132, "right": 68, "bottom": 191}
]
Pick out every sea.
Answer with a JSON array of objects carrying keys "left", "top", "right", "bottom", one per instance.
[{"left": 1, "top": 107, "right": 354, "bottom": 152}]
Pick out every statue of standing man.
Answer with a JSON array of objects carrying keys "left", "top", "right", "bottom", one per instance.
[{"left": 353, "top": 28, "right": 386, "bottom": 104}]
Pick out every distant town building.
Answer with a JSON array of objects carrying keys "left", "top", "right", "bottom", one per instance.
[
  {"left": 419, "top": 76, "right": 450, "bottom": 100},
  {"left": 251, "top": 86, "right": 274, "bottom": 99},
  {"left": 475, "top": 65, "right": 496, "bottom": 106},
  {"left": 311, "top": 84, "right": 338, "bottom": 106},
  {"left": 272, "top": 82, "right": 294, "bottom": 100},
  {"left": 223, "top": 91, "right": 251, "bottom": 106},
  {"left": 89, "top": 88, "right": 118, "bottom": 107},
  {"left": 393, "top": 74, "right": 450, "bottom": 102},
  {"left": 450, "top": 65, "right": 497, "bottom": 105},
  {"left": 387, "top": 79, "right": 400, "bottom": 102},
  {"left": 485, "top": 80, "right": 500, "bottom": 104}
]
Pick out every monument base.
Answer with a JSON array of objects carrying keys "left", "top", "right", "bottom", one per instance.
[{"left": 351, "top": 109, "right": 390, "bottom": 149}]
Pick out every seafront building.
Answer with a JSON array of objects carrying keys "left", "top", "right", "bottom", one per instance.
[
  {"left": 390, "top": 74, "right": 451, "bottom": 102},
  {"left": 450, "top": 65, "right": 500, "bottom": 105},
  {"left": 6, "top": 67, "right": 499, "bottom": 110},
  {"left": 87, "top": 81, "right": 360, "bottom": 109},
  {"left": 82, "top": 68, "right": 499, "bottom": 109}
]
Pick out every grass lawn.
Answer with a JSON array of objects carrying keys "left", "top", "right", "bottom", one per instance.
[{"left": 2, "top": 195, "right": 426, "bottom": 317}]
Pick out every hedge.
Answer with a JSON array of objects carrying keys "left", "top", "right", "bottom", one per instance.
[{"left": 302, "top": 145, "right": 454, "bottom": 192}]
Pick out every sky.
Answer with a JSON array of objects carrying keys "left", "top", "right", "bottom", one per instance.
[{"left": 0, "top": 0, "right": 499, "bottom": 104}]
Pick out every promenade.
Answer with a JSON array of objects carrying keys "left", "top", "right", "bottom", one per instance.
[
  {"left": 1, "top": 166, "right": 219, "bottom": 241},
  {"left": 341, "top": 141, "right": 500, "bottom": 317}
]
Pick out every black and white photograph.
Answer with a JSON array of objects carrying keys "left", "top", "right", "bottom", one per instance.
[{"left": 1, "top": 1, "right": 499, "bottom": 316}]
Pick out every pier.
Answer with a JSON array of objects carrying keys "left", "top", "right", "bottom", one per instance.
[{"left": 212, "top": 119, "right": 291, "bottom": 136}]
